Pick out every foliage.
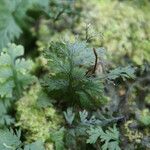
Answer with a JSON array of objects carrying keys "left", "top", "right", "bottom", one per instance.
[
  {"left": 24, "top": 140, "right": 45, "bottom": 150},
  {"left": 0, "top": 129, "right": 21, "bottom": 150},
  {"left": 36, "top": 0, "right": 150, "bottom": 65},
  {"left": 0, "top": 0, "right": 149, "bottom": 149},
  {"left": 62, "top": 108, "right": 122, "bottom": 150},
  {"left": 0, "top": 129, "right": 45, "bottom": 150},
  {"left": 0, "top": 99, "right": 15, "bottom": 126},
  {"left": 42, "top": 41, "right": 107, "bottom": 108},
  {"left": 50, "top": 128, "right": 65, "bottom": 150},
  {"left": 63, "top": 107, "right": 75, "bottom": 125},
  {"left": 35, "top": 0, "right": 81, "bottom": 51},
  {"left": 0, "top": 43, "right": 35, "bottom": 98},
  {"left": 107, "top": 66, "right": 135, "bottom": 80},
  {"left": 42, "top": 41, "right": 135, "bottom": 109},
  {"left": 78, "top": 0, "right": 150, "bottom": 65},
  {"left": 87, "top": 125, "right": 120, "bottom": 150},
  {"left": 0, "top": 43, "right": 36, "bottom": 127},
  {"left": 0, "top": 0, "right": 50, "bottom": 50}
]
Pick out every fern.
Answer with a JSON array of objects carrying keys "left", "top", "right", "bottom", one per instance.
[
  {"left": 0, "top": 43, "right": 35, "bottom": 98},
  {"left": 0, "top": 129, "right": 22, "bottom": 150},
  {"left": 0, "top": 99, "right": 15, "bottom": 126},
  {"left": 0, "top": 43, "right": 36, "bottom": 127},
  {"left": 79, "top": 110, "right": 124, "bottom": 126},
  {"left": 50, "top": 128, "right": 65, "bottom": 150},
  {"left": 107, "top": 66, "right": 135, "bottom": 80},
  {"left": 42, "top": 41, "right": 135, "bottom": 108},
  {"left": 63, "top": 108, "right": 123, "bottom": 149},
  {"left": 0, "top": 0, "right": 21, "bottom": 50},
  {"left": 42, "top": 41, "right": 106, "bottom": 108},
  {"left": 79, "top": 110, "right": 104, "bottom": 126},
  {"left": 0, "top": 0, "right": 49, "bottom": 49},
  {"left": 24, "top": 140, "right": 45, "bottom": 150},
  {"left": 87, "top": 124, "right": 121, "bottom": 150},
  {"left": 0, "top": 129, "right": 46, "bottom": 150},
  {"left": 63, "top": 107, "right": 75, "bottom": 125}
]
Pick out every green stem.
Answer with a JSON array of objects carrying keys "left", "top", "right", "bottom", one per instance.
[
  {"left": 12, "top": 64, "right": 22, "bottom": 99},
  {"left": 9, "top": 53, "right": 22, "bottom": 99},
  {"left": 68, "top": 51, "right": 75, "bottom": 102}
]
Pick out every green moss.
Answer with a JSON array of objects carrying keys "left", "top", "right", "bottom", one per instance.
[
  {"left": 36, "top": 0, "right": 150, "bottom": 65},
  {"left": 136, "top": 109, "right": 150, "bottom": 126},
  {"left": 124, "top": 120, "right": 143, "bottom": 143},
  {"left": 81, "top": 0, "right": 150, "bottom": 65},
  {"left": 16, "top": 83, "right": 63, "bottom": 144},
  {"left": 145, "top": 94, "right": 150, "bottom": 105}
]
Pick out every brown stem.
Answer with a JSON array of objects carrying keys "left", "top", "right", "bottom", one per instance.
[{"left": 92, "top": 48, "right": 98, "bottom": 74}]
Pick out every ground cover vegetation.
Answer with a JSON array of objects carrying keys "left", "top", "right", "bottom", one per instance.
[{"left": 0, "top": 0, "right": 150, "bottom": 150}]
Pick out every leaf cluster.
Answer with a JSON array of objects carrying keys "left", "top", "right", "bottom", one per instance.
[
  {"left": 87, "top": 124, "right": 120, "bottom": 150},
  {"left": 0, "top": 43, "right": 36, "bottom": 127},
  {"left": 0, "top": 128, "right": 45, "bottom": 150},
  {"left": 0, "top": 0, "right": 49, "bottom": 49},
  {"left": 42, "top": 41, "right": 135, "bottom": 109},
  {"left": 42, "top": 41, "right": 107, "bottom": 108}
]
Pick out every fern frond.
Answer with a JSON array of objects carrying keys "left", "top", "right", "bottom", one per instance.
[
  {"left": 107, "top": 66, "right": 135, "bottom": 80},
  {"left": 50, "top": 128, "right": 65, "bottom": 150},
  {"left": 24, "top": 140, "right": 45, "bottom": 150},
  {"left": 87, "top": 124, "right": 121, "bottom": 150},
  {"left": 63, "top": 107, "right": 75, "bottom": 125},
  {"left": 0, "top": 128, "right": 46, "bottom": 150},
  {"left": 0, "top": 129, "right": 21, "bottom": 150},
  {"left": 0, "top": 99, "right": 15, "bottom": 126},
  {"left": 42, "top": 41, "right": 106, "bottom": 108}
]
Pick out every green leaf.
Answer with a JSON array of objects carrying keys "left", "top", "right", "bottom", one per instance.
[
  {"left": 0, "top": 0, "right": 50, "bottom": 49},
  {"left": 0, "top": 43, "right": 35, "bottom": 98},
  {"left": 42, "top": 41, "right": 106, "bottom": 108},
  {"left": 24, "top": 140, "right": 45, "bottom": 150},
  {"left": 64, "top": 107, "right": 75, "bottom": 125},
  {"left": 79, "top": 110, "right": 88, "bottom": 124},
  {"left": 107, "top": 66, "right": 135, "bottom": 80},
  {"left": 0, "top": 100, "right": 15, "bottom": 126},
  {"left": 0, "top": 129, "right": 21, "bottom": 150},
  {"left": 87, "top": 124, "right": 121, "bottom": 150},
  {"left": 51, "top": 128, "right": 65, "bottom": 150},
  {"left": 87, "top": 127, "right": 103, "bottom": 144}
]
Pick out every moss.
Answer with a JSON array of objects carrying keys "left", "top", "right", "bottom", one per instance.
[
  {"left": 81, "top": 0, "right": 150, "bottom": 65},
  {"left": 16, "top": 83, "right": 63, "bottom": 144},
  {"left": 36, "top": 0, "right": 150, "bottom": 65},
  {"left": 145, "top": 94, "right": 150, "bottom": 105},
  {"left": 124, "top": 120, "right": 143, "bottom": 143},
  {"left": 136, "top": 109, "right": 150, "bottom": 126}
]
